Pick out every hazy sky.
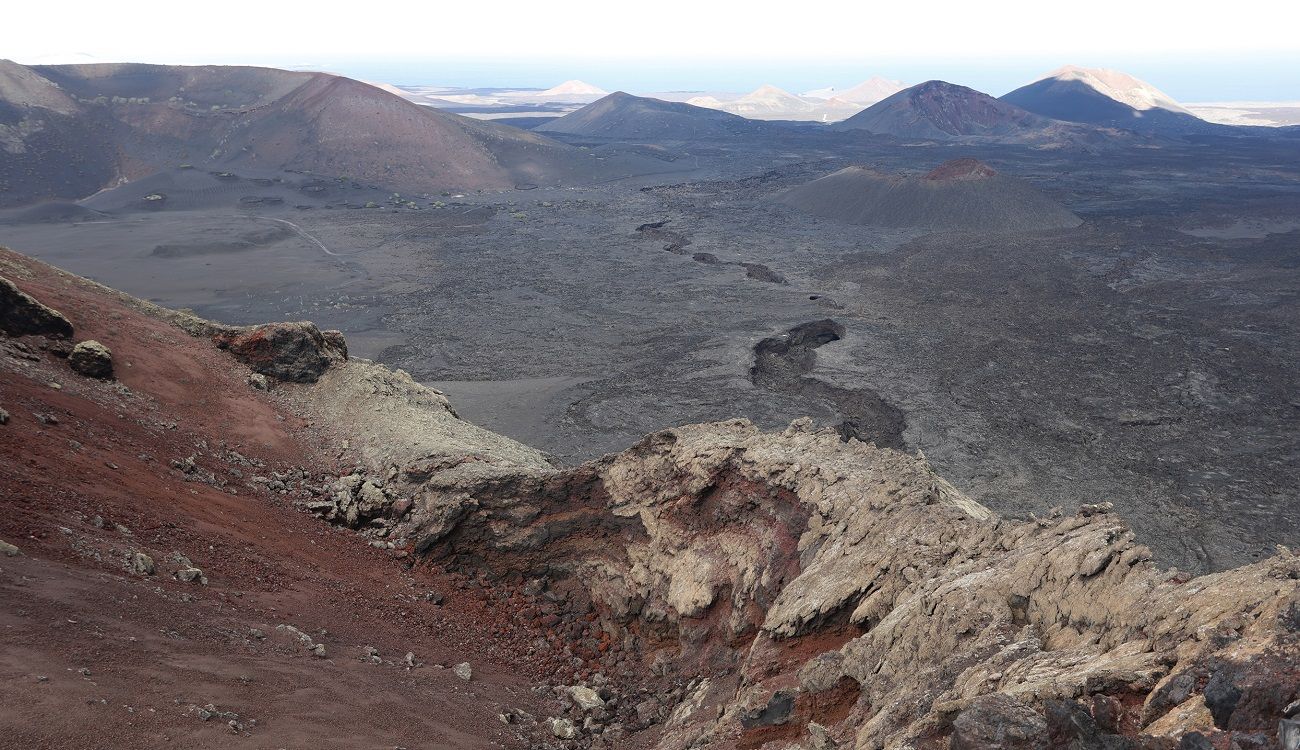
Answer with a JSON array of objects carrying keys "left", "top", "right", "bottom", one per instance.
[{"left": 7, "top": 1, "right": 1300, "bottom": 100}]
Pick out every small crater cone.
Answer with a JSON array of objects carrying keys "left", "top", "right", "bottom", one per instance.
[{"left": 924, "top": 157, "right": 998, "bottom": 180}]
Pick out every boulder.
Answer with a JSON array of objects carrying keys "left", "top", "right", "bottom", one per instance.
[
  {"left": 127, "top": 551, "right": 155, "bottom": 576},
  {"left": 175, "top": 567, "right": 206, "bottom": 584},
  {"left": 0, "top": 276, "right": 73, "bottom": 338},
  {"left": 68, "top": 340, "right": 113, "bottom": 379},
  {"left": 453, "top": 662, "right": 472, "bottom": 681},
  {"left": 1280, "top": 719, "right": 1299, "bottom": 750},
  {"left": 740, "top": 691, "right": 796, "bottom": 729},
  {"left": 570, "top": 685, "right": 605, "bottom": 710},
  {"left": 0, "top": 540, "right": 20, "bottom": 557},
  {"left": 950, "top": 694, "right": 1050, "bottom": 750},
  {"left": 548, "top": 717, "right": 577, "bottom": 739},
  {"left": 212, "top": 321, "right": 347, "bottom": 383}
]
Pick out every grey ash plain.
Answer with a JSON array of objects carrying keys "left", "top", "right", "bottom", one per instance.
[{"left": 2, "top": 128, "right": 1298, "bottom": 574}]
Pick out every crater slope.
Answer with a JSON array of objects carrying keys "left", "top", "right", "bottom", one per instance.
[
  {"left": 778, "top": 158, "right": 1083, "bottom": 232},
  {"left": 1, "top": 246, "right": 1296, "bottom": 749}
]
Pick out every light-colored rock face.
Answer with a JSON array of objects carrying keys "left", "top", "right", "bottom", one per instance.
[
  {"left": 4, "top": 254, "right": 1280, "bottom": 749},
  {"left": 1047, "top": 65, "right": 1193, "bottom": 115},
  {"left": 285, "top": 352, "right": 1299, "bottom": 750}
]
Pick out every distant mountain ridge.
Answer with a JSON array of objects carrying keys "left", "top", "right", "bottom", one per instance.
[
  {"left": 1001, "top": 65, "right": 1224, "bottom": 135},
  {"left": 0, "top": 61, "right": 647, "bottom": 206},
  {"left": 537, "top": 91, "right": 766, "bottom": 139},
  {"left": 803, "top": 76, "right": 906, "bottom": 105},
  {"left": 832, "top": 80, "right": 1064, "bottom": 140}
]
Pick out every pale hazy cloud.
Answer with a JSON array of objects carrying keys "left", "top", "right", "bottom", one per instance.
[{"left": 6, "top": 0, "right": 1299, "bottom": 64}]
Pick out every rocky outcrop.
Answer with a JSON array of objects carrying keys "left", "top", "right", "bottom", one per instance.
[
  {"left": 211, "top": 321, "right": 347, "bottom": 383},
  {"left": 0, "top": 275, "right": 73, "bottom": 337},
  {"left": 304, "top": 473, "right": 402, "bottom": 529},
  {"left": 298, "top": 402, "right": 1297, "bottom": 750},
  {"left": 68, "top": 339, "right": 113, "bottom": 378}
]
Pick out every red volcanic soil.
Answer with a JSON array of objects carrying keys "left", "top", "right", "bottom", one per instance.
[
  {"left": 923, "top": 157, "right": 997, "bottom": 181},
  {"left": 0, "top": 248, "right": 562, "bottom": 748}
]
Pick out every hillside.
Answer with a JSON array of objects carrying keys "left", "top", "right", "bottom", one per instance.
[
  {"left": 1002, "top": 65, "right": 1224, "bottom": 135},
  {"left": 2, "top": 245, "right": 1296, "bottom": 748},
  {"left": 779, "top": 158, "right": 1083, "bottom": 232},
  {"left": 0, "top": 61, "right": 650, "bottom": 207},
  {"left": 536, "top": 91, "right": 766, "bottom": 139},
  {"left": 832, "top": 80, "right": 1075, "bottom": 141}
]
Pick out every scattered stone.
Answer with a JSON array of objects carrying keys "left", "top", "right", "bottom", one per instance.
[
  {"left": 247, "top": 373, "right": 270, "bottom": 391},
  {"left": 174, "top": 567, "right": 206, "bottom": 584},
  {"left": 0, "top": 408, "right": 8, "bottom": 425},
  {"left": 68, "top": 340, "right": 113, "bottom": 379},
  {"left": 453, "top": 662, "right": 472, "bottom": 681},
  {"left": 808, "top": 721, "right": 838, "bottom": 750},
  {"left": 34, "top": 412, "right": 57, "bottom": 425},
  {"left": 403, "top": 652, "right": 417, "bottom": 668},
  {"left": 312, "top": 474, "right": 398, "bottom": 528},
  {"left": 0, "top": 276, "right": 73, "bottom": 338},
  {"left": 1280, "top": 719, "right": 1300, "bottom": 750},
  {"left": 0, "top": 540, "right": 21, "bottom": 557},
  {"left": 310, "top": 643, "right": 326, "bottom": 658},
  {"left": 548, "top": 717, "right": 577, "bottom": 739},
  {"left": 127, "top": 552, "right": 155, "bottom": 576},
  {"left": 569, "top": 685, "right": 605, "bottom": 710}
]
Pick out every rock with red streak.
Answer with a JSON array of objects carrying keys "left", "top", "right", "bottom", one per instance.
[{"left": 212, "top": 321, "right": 347, "bottom": 383}]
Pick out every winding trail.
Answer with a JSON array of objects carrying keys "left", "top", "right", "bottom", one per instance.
[{"left": 256, "top": 216, "right": 341, "bottom": 257}]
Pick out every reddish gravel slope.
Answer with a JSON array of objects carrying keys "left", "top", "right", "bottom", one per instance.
[{"left": 0, "top": 247, "right": 563, "bottom": 748}]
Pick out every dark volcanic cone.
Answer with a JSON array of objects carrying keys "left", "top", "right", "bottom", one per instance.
[{"left": 778, "top": 158, "right": 1082, "bottom": 232}]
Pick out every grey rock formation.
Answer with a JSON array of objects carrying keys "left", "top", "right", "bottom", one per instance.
[{"left": 0, "top": 275, "right": 73, "bottom": 337}]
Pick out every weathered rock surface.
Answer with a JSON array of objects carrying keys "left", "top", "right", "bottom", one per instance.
[
  {"left": 9, "top": 246, "right": 1289, "bottom": 750},
  {"left": 68, "top": 339, "right": 113, "bottom": 379},
  {"left": 211, "top": 321, "right": 347, "bottom": 383},
  {"left": 0, "top": 275, "right": 73, "bottom": 338},
  {"left": 293, "top": 397, "right": 1298, "bottom": 750}
]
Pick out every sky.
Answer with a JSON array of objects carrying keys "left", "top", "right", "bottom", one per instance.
[{"left": 6, "top": 0, "right": 1300, "bottom": 101}]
